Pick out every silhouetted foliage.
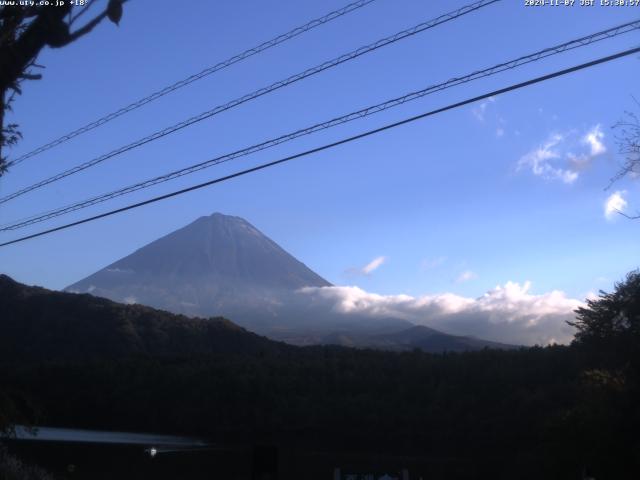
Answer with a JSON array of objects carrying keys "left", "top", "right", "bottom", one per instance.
[
  {"left": 570, "top": 270, "right": 640, "bottom": 369},
  {"left": 0, "top": 274, "right": 284, "bottom": 363},
  {"left": 1, "top": 274, "right": 640, "bottom": 478},
  {"left": 0, "top": 447, "right": 54, "bottom": 480},
  {"left": 0, "top": 392, "right": 19, "bottom": 436},
  {"left": 0, "top": 1, "right": 125, "bottom": 173}
]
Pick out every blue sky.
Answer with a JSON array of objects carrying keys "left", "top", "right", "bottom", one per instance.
[{"left": 0, "top": 0, "right": 639, "bottom": 330}]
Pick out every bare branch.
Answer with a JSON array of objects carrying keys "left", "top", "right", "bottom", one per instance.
[
  {"left": 618, "top": 210, "right": 640, "bottom": 220},
  {"left": 69, "top": 0, "right": 99, "bottom": 27},
  {"left": 65, "top": 10, "right": 109, "bottom": 44},
  {"left": 18, "top": 73, "right": 42, "bottom": 80},
  {"left": 0, "top": 1, "right": 126, "bottom": 177},
  {"left": 609, "top": 98, "right": 640, "bottom": 190}
]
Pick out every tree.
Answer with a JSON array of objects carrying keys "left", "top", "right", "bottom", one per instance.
[
  {"left": 0, "top": 392, "right": 18, "bottom": 436},
  {"left": 608, "top": 100, "right": 640, "bottom": 218},
  {"left": 0, "top": 0, "right": 125, "bottom": 176},
  {"left": 0, "top": 0, "right": 126, "bottom": 438},
  {"left": 569, "top": 270, "right": 640, "bottom": 368},
  {"left": 567, "top": 272, "right": 640, "bottom": 476},
  {"left": 612, "top": 101, "right": 640, "bottom": 181},
  {"left": 0, "top": 447, "right": 55, "bottom": 480}
]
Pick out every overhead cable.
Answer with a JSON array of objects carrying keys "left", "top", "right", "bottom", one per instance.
[
  {"left": 1, "top": 45, "right": 638, "bottom": 248},
  {"left": 0, "top": 0, "right": 501, "bottom": 204},
  {"left": 2, "top": 19, "right": 638, "bottom": 232}
]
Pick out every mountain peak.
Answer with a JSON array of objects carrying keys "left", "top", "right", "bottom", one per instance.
[
  {"left": 66, "top": 214, "right": 331, "bottom": 317},
  {"left": 201, "top": 212, "right": 245, "bottom": 222},
  {"left": 187, "top": 212, "right": 265, "bottom": 237}
]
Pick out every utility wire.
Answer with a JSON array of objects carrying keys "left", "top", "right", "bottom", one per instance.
[
  {"left": 1, "top": 45, "right": 638, "bottom": 248},
  {"left": 0, "top": 0, "right": 500, "bottom": 205},
  {"left": 5, "top": 0, "right": 378, "bottom": 168},
  {"left": 2, "top": 19, "right": 638, "bottom": 232}
]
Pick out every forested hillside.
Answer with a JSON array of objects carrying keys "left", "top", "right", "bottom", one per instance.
[
  {"left": 2, "top": 273, "right": 639, "bottom": 479},
  {"left": 0, "top": 274, "right": 285, "bottom": 362}
]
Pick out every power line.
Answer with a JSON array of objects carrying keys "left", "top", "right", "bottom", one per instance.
[
  {"left": 4, "top": 0, "right": 378, "bottom": 168},
  {"left": 2, "top": 19, "right": 638, "bottom": 232},
  {"left": 1, "top": 45, "right": 638, "bottom": 249},
  {"left": 0, "top": 0, "right": 500, "bottom": 205}
]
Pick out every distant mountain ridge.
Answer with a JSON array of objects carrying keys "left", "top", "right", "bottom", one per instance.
[{"left": 321, "top": 325, "right": 518, "bottom": 352}]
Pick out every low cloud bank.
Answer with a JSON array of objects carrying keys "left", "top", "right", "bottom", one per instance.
[{"left": 298, "top": 282, "right": 583, "bottom": 346}]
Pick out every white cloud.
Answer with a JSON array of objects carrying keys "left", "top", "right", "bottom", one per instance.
[
  {"left": 123, "top": 296, "right": 137, "bottom": 305},
  {"left": 583, "top": 124, "right": 606, "bottom": 156},
  {"left": 496, "top": 127, "right": 505, "bottom": 138},
  {"left": 517, "top": 133, "right": 579, "bottom": 184},
  {"left": 456, "top": 270, "right": 478, "bottom": 283},
  {"left": 518, "top": 125, "right": 607, "bottom": 184},
  {"left": 585, "top": 291, "right": 599, "bottom": 301},
  {"left": 561, "top": 170, "right": 579, "bottom": 184},
  {"left": 362, "top": 256, "right": 386, "bottom": 274},
  {"left": 347, "top": 256, "right": 387, "bottom": 276},
  {"left": 298, "top": 282, "right": 583, "bottom": 346},
  {"left": 604, "top": 190, "right": 627, "bottom": 220}
]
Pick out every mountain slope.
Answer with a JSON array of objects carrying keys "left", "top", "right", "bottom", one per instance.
[
  {"left": 321, "top": 325, "right": 519, "bottom": 352},
  {"left": 63, "top": 212, "right": 515, "bottom": 352},
  {"left": 0, "top": 274, "right": 285, "bottom": 363},
  {"left": 66, "top": 213, "right": 331, "bottom": 323}
]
